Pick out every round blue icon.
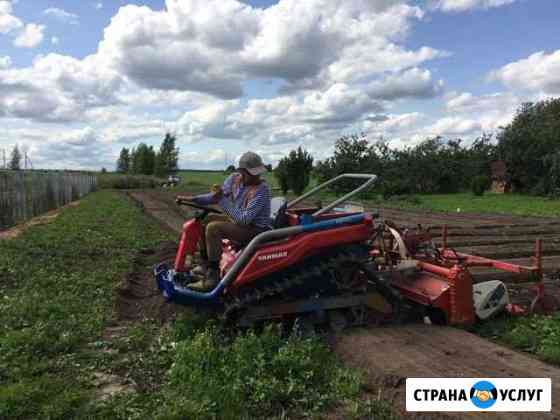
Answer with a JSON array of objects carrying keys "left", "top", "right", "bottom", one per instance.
[{"left": 470, "top": 381, "right": 498, "bottom": 409}]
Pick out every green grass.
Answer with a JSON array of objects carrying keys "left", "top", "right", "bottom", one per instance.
[
  {"left": 0, "top": 190, "right": 396, "bottom": 419},
  {"left": 475, "top": 313, "right": 560, "bottom": 365},
  {"left": 0, "top": 191, "right": 174, "bottom": 419},
  {"left": 368, "top": 192, "right": 560, "bottom": 217}
]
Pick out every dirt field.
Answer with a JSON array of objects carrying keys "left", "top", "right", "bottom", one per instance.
[
  {"left": 378, "top": 207, "right": 560, "bottom": 278},
  {"left": 127, "top": 191, "right": 560, "bottom": 419}
]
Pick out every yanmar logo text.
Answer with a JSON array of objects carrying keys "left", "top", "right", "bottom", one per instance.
[
  {"left": 258, "top": 251, "right": 288, "bottom": 261},
  {"left": 406, "top": 378, "right": 551, "bottom": 412}
]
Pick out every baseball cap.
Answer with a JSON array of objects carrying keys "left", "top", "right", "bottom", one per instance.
[{"left": 238, "top": 152, "right": 267, "bottom": 176}]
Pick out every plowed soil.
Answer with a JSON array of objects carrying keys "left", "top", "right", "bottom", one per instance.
[{"left": 127, "top": 191, "right": 560, "bottom": 419}]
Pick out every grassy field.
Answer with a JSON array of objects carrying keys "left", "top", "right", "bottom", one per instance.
[
  {"left": 0, "top": 190, "right": 396, "bottom": 419},
  {"left": 372, "top": 192, "right": 560, "bottom": 218}
]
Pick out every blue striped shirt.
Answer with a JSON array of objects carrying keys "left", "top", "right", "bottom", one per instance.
[{"left": 192, "top": 173, "right": 272, "bottom": 229}]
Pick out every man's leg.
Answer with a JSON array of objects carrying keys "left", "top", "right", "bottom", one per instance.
[
  {"left": 189, "top": 221, "right": 262, "bottom": 291},
  {"left": 198, "top": 214, "right": 230, "bottom": 261}
]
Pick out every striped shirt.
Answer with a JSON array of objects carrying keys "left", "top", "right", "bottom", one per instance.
[{"left": 192, "top": 173, "right": 272, "bottom": 229}]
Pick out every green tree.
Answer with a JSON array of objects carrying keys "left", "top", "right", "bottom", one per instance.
[
  {"left": 155, "top": 133, "right": 180, "bottom": 177},
  {"left": 130, "top": 144, "right": 155, "bottom": 175},
  {"left": 274, "top": 158, "right": 290, "bottom": 195},
  {"left": 497, "top": 98, "right": 560, "bottom": 192},
  {"left": 314, "top": 134, "right": 377, "bottom": 193},
  {"left": 9, "top": 144, "right": 21, "bottom": 170},
  {"left": 116, "top": 147, "right": 131, "bottom": 173},
  {"left": 285, "top": 147, "right": 314, "bottom": 195}
]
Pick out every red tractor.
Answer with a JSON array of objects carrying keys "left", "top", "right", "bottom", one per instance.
[{"left": 154, "top": 174, "right": 547, "bottom": 329}]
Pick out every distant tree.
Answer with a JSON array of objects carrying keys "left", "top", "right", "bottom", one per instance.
[
  {"left": 101, "top": 167, "right": 107, "bottom": 174},
  {"left": 274, "top": 147, "right": 314, "bottom": 195},
  {"left": 130, "top": 143, "right": 156, "bottom": 175},
  {"left": 8, "top": 144, "right": 22, "bottom": 170},
  {"left": 116, "top": 148, "right": 131, "bottom": 173},
  {"left": 155, "top": 133, "right": 180, "bottom": 177},
  {"left": 265, "top": 164, "right": 273, "bottom": 172},
  {"left": 146, "top": 145, "right": 156, "bottom": 175},
  {"left": 274, "top": 158, "right": 290, "bottom": 195},
  {"left": 285, "top": 147, "right": 314, "bottom": 195},
  {"left": 225, "top": 164, "right": 236, "bottom": 173},
  {"left": 498, "top": 98, "right": 560, "bottom": 193}
]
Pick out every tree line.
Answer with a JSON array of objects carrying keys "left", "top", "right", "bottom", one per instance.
[
  {"left": 116, "top": 133, "right": 179, "bottom": 177},
  {"left": 274, "top": 97, "right": 560, "bottom": 198}
]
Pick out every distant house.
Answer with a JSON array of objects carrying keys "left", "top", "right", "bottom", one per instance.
[{"left": 491, "top": 160, "right": 510, "bottom": 193}]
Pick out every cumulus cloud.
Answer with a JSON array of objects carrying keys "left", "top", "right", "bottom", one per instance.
[
  {"left": 425, "top": 116, "right": 482, "bottom": 136},
  {"left": 44, "top": 8, "right": 79, "bottom": 25},
  {"left": 0, "top": 55, "right": 11, "bottom": 68},
  {"left": 95, "top": 0, "right": 444, "bottom": 98},
  {"left": 51, "top": 36, "right": 59, "bottom": 45},
  {"left": 13, "top": 23, "right": 45, "bottom": 47},
  {"left": 432, "top": 0, "right": 516, "bottom": 12},
  {"left": 94, "top": 2, "right": 103, "bottom": 10},
  {"left": 367, "top": 68, "right": 444, "bottom": 100},
  {"left": 0, "top": 0, "right": 23, "bottom": 34},
  {"left": 0, "top": 0, "right": 455, "bottom": 169},
  {"left": 0, "top": 53, "right": 121, "bottom": 121},
  {"left": 489, "top": 50, "right": 560, "bottom": 95}
]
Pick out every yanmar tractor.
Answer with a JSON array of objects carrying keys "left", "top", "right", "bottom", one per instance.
[{"left": 154, "top": 174, "right": 547, "bottom": 330}]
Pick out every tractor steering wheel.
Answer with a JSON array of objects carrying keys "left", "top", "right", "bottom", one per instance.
[{"left": 175, "top": 198, "right": 223, "bottom": 214}]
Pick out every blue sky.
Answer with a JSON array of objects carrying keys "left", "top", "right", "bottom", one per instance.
[{"left": 1, "top": 0, "right": 559, "bottom": 170}]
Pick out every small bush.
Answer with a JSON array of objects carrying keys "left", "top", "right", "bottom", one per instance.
[{"left": 471, "top": 175, "right": 490, "bottom": 196}]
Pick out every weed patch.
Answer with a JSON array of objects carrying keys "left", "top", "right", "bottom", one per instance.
[{"left": 475, "top": 313, "right": 560, "bottom": 365}]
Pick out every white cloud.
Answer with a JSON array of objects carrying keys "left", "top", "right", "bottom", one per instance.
[
  {"left": 367, "top": 68, "right": 444, "bottom": 100},
  {"left": 433, "top": 0, "right": 516, "bottom": 12},
  {"left": 95, "top": 0, "right": 445, "bottom": 98},
  {"left": 425, "top": 116, "right": 482, "bottom": 136},
  {"left": 0, "top": 55, "right": 11, "bottom": 68},
  {"left": 489, "top": 50, "right": 560, "bottom": 95},
  {"left": 0, "top": 0, "right": 23, "bottom": 34},
  {"left": 13, "top": 23, "right": 45, "bottom": 48},
  {"left": 0, "top": 53, "right": 121, "bottom": 121},
  {"left": 0, "top": 0, "right": 456, "bottom": 170},
  {"left": 44, "top": 8, "right": 79, "bottom": 25},
  {"left": 94, "top": 2, "right": 103, "bottom": 10}
]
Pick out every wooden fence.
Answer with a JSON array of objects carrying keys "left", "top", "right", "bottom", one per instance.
[{"left": 0, "top": 171, "right": 97, "bottom": 230}]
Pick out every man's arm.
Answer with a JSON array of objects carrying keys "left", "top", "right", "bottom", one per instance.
[
  {"left": 186, "top": 174, "right": 235, "bottom": 205},
  {"left": 218, "top": 184, "right": 270, "bottom": 225}
]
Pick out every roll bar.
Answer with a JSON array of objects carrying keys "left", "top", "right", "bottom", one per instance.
[{"left": 287, "top": 173, "right": 377, "bottom": 217}]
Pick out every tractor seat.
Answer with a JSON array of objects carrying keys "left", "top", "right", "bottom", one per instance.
[{"left": 271, "top": 196, "right": 289, "bottom": 229}]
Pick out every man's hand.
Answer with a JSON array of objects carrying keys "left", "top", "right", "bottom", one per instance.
[
  {"left": 211, "top": 184, "right": 223, "bottom": 201},
  {"left": 176, "top": 195, "right": 194, "bottom": 204}
]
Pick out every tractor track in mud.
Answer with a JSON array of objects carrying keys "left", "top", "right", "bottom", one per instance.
[{"left": 127, "top": 190, "right": 560, "bottom": 419}]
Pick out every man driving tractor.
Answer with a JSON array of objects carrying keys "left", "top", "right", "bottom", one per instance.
[{"left": 176, "top": 152, "right": 272, "bottom": 291}]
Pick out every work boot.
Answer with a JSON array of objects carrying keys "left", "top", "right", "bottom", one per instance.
[
  {"left": 191, "top": 263, "right": 207, "bottom": 278},
  {"left": 188, "top": 268, "right": 219, "bottom": 292}
]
